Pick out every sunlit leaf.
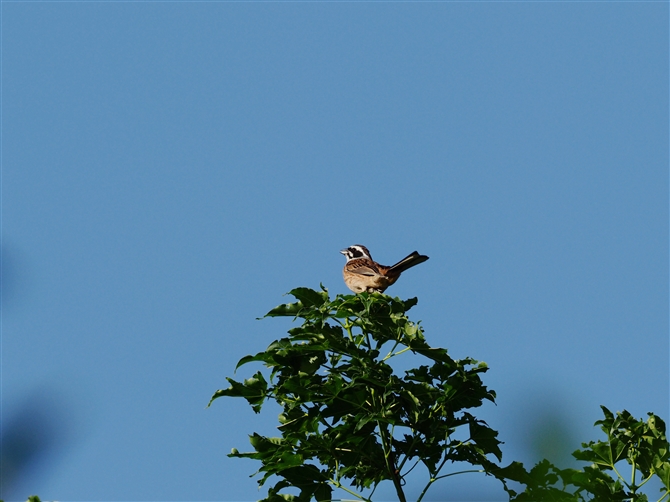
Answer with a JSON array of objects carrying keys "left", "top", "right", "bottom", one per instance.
[
  {"left": 288, "top": 287, "right": 329, "bottom": 308},
  {"left": 265, "top": 301, "right": 305, "bottom": 317}
]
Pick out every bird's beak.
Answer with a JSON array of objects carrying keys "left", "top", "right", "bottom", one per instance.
[{"left": 340, "top": 249, "right": 347, "bottom": 255}]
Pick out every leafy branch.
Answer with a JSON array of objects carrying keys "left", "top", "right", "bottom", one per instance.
[
  {"left": 209, "top": 287, "right": 513, "bottom": 501},
  {"left": 210, "top": 286, "right": 669, "bottom": 502},
  {"left": 499, "top": 407, "right": 670, "bottom": 501}
]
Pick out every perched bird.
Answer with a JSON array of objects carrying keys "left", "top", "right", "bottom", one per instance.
[{"left": 340, "top": 245, "right": 429, "bottom": 293}]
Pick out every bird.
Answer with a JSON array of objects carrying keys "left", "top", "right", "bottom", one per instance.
[{"left": 340, "top": 245, "right": 429, "bottom": 293}]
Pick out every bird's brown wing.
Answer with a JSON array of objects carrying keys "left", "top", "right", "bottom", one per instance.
[{"left": 348, "top": 260, "right": 383, "bottom": 277}]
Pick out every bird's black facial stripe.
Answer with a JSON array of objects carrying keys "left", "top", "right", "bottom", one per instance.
[{"left": 342, "top": 245, "right": 371, "bottom": 261}]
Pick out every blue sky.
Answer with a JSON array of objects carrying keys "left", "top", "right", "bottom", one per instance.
[{"left": 2, "top": 2, "right": 668, "bottom": 501}]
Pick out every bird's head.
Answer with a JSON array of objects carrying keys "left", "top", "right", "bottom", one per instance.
[{"left": 340, "top": 245, "right": 372, "bottom": 261}]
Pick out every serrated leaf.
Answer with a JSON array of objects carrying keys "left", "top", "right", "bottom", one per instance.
[
  {"left": 209, "top": 373, "right": 268, "bottom": 412},
  {"left": 236, "top": 352, "right": 272, "bottom": 370},
  {"left": 489, "top": 461, "right": 531, "bottom": 483},
  {"left": 288, "top": 287, "right": 329, "bottom": 308},
  {"left": 656, "top": 462, "right": 670, "bottom": 489},
  {"left": 313, "top": 482, "right": 332, "bottom": 502}
]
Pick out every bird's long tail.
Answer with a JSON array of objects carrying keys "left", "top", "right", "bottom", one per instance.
[{"left": 388, "top": 251, "right": 429, "bottom": 274}]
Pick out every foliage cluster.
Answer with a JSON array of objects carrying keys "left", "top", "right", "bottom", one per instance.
[
  {"left": 210, "top": 287, "right": 511, "bottom": 501},
  {"left": 502, "top": 407, "right": 670, "bottom": 501},
  {"left": 210, "top": 287, "right": 669, "bottom": 502}
]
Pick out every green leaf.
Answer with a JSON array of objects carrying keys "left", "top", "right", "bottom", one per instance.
[
  {"left": 469, "top": 419, "right": 503, "bottom": 461},
  {"left": 313, "top": 482, "right": 332, "bottom": 502},
  {"left": 208, "top": 372, "right": 268, "bottom": 412},
  {"left": 288, "top": 287, "right": 329, "bottom": 308},
  {"left": 656, "top": 462, "right": 670, "bottom": 489},
  {"left": 492, "top": 461, "right": 532, "bottom": 484},
  {"left": 235, "top": 352, "right": 273, "bottom": 370},
  {"left": 265, "top": 301, "right": 305, "bottom": 317}
]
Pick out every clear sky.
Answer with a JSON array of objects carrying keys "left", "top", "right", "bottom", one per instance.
[{"left": 2, "top": 2, "right": 668, "bottom": 501}]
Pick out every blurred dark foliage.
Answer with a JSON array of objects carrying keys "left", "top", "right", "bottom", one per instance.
[{"left": 1, "top": 393, "right": 69, "bottom": 500}]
